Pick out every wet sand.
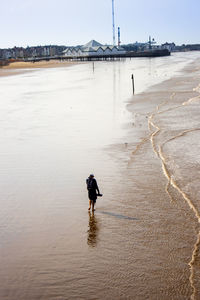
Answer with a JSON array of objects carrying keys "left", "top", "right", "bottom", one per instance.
[
  {"left": 0, "top": 53, "right": 200, "bottom": 299},
  {"left": 119, "top": 59, "right": 200, "bottom": 299}
]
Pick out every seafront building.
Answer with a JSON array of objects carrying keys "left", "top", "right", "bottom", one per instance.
[
  {"left": 62, "top": 40, "right": 126, "bottom": 58},
  {"left": 0, "top": 45, "right": 65, "bottom": 60}
]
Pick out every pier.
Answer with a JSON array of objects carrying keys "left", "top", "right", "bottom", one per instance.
[{"left": 22, "top": 49, "right": 170, "bottom": 63}]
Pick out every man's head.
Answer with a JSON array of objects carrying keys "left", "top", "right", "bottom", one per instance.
[{"left": 89, "top": 174, "right": 94, "bottom": 178}]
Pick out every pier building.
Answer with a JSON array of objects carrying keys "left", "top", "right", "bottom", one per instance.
[{"left": 62, "top": 40, "right": 126, "bottom": 58}]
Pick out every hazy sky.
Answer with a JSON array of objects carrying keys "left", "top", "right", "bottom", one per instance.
[{"left": 0, "top": 0, "right": 199, "bottom": 48}]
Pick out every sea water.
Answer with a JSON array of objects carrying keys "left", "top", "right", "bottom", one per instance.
[{"left": 0, "top": 52, "right": 200, "bottom": 299}]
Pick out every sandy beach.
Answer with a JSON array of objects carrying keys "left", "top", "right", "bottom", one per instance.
[
  {"left": 0, "top": 52, "right": 200, "bottom": 299},
  {"left": 0, "top": 59, "right": 77, "bottom": 77}
]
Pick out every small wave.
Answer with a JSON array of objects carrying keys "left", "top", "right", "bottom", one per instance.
[{"left": 182, "top": 95, "right": 200, "bottom": 106}]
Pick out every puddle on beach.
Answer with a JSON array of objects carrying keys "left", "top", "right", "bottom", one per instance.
[{"left": 0, "top": 52, "right": 200, "bottom": 299}]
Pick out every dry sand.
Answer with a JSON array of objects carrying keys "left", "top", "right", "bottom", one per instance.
[{"left": 0, "top": 59, "right": 77, "bottom": 77}]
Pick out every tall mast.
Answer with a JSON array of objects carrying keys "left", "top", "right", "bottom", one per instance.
[
  {"left": 118, "top": 27, "right": 121, "bottom": 46},
  {"left": 112, "top": 0, "right": 116, "bottom": 45}
]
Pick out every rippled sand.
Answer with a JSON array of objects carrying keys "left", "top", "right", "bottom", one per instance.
[{"left": 0, "top": 54, "right": 200, "bottom": 299}]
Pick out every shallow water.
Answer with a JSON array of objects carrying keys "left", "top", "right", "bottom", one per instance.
[{"left": 0, "top": 52, "right": 200, "bottom": 299}]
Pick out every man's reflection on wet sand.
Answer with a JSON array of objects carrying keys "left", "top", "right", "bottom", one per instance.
[{"left": 87, "top": 211, "right": 99, "bottom": 247}]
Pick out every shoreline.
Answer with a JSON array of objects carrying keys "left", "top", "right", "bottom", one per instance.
[{"left": 0, "top": 59, "right": 78, "bottom": 77}]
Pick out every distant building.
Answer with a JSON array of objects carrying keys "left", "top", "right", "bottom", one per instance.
[
  {"left": 63, "top": 40, "right": 126, "bottom": 57},
  {"left": 13, "top": 47, "right": 25, "bottom": 58},
  {"left": 161, "top": 43, "right": 176, "bottom": 52},
  {"left": 2, "top": 49, "right": 13, "bottom": 59}
]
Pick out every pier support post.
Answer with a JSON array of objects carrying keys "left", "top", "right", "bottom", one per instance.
[{"left": 131, "top": 74, "right": 135, "bottom": 94}]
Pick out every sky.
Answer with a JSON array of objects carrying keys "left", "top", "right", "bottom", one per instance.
[{"left": 0, "top": 0, "right": 199, "bottom": 48}]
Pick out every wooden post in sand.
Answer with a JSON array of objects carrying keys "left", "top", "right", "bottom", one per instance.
[{"left": 131, "top": 74, "right": 135, "bottom": 94}]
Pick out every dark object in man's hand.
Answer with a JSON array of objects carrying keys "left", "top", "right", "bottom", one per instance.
[{"left": 97, "top": 193, "right": 103, "bottom": 197}]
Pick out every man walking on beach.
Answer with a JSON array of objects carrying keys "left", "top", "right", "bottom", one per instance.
[{"left": 86, "top": 174, "right": 101, "bottom": 211}]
